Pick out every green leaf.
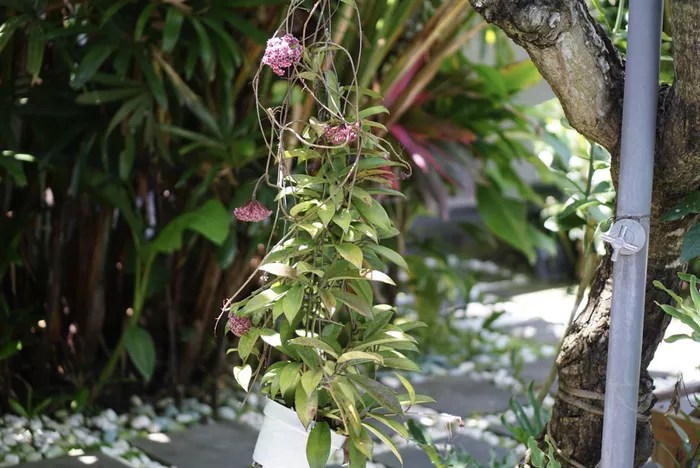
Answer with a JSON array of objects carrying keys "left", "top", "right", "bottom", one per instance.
[
  {"left": 336, "top": 243, "right": 363, "bottom": 269},
  {"left": 136, "top": 51, "right": 167, "bottom": 107},
  {"left": 162, "top": 8, "right": 185, "bottom": 53},
  {"left": 394, "top": 373, "right": 416, "bottom": 407},
  {"left": 237, "top": 328, "right": 259, "bottom": 361},
  {"left": 476, "top": 184, "right": 535, "bottom": 262},
  {"left": 0, "top": 340, "right": 21, "bottom": 361},
  {"left": 289, "top": 337, "right": 339, "bottom": 358},
  {"left": 76, "top": 88, "right": 143, "bottom": 105},
  {"left": 243, "top": 289, "right": 285, "bottom": 315},
  {"left": 325, "top": 70, "right": 342, "bottom": 116},
  {"left": 71, "top": 43, "right": 116, "bottom": 89},
  {"left": 301, "top": 368, "right": 323, "bottom": 395},
  {"left": 661, "top": 191, "right": 700, "bottom": 222},
  {"left": 291, "top": 200, "right": 320, "bottom": 217},
  {"left": 358, "top": 105, "right": 389, "bottom": 120},
  {"left": 337, "top": 351, "right": 383, "bottom": 365},
  {"left": 233, "top": 364, "right": 252, "bottom": 391},
  {"left": 226, "top": 15, "right": 268, "bottom": 45},
  {"left": 0, "top": 17, "right": 23, "bottom": 55},
  {"left": 285, "top": 148, "right": 321, "bottom": 162},
  {"left": 681, "top": 222, "right": 700, "bottom": 261},
  {"left": 106, "top": 94, "right": 150, "bottom": 136},
  {"left": 306, "top": 422, "right": 331, "bottom": 468},
  {"left": 332, "top": 290, "right": 372, "bottom": 316},
  {"left": 362, "top": 270, "right": 395, "bottom": 285},
  {"left": 124, "top": 326, "right": 156, "bottom": 382},
  {"left": 689, "top": 275, "right": 700, "bottom": 311},
  {"left": 283, "top": 284, "right": 304, "bottom": 322},
  {"left": 383, "top": 357, "right": 421, "bottom": 372},
  {"left": 658, "top": 304, "right": 700, "bottom": 334},
  {"left": 501, "top": 59, "right": 541, "bottom": 92},
  {"left": 279, "top": 362, "right": 302, "bottom": 396},
  {"left": 368, "top": 413, "right": 410, "bottom": 440},
  {"left": 347, "top": 374, "right": 402, "bottom": 414},
  {"left": 26, "top": 26, "right": 45, "bottom": 82},
  {"left": 354, "top": 198, "right": 392, "bottom": 232},
  {"left": 134, "top": 3, "right": 156, "bottom": 40},
  {"left": 665, "top": 334, "right": 692, "bottom": 343},
  {"left": 8, "top": 399, "right": 28, "bottom": 418},
  {"left": 259, "top": 262, "right": 297, "bottom": 278},
  {"left": 318, "top": 201, "right": 336, "bottom": 227},
  {"left": 528, "top": 437, "right": 546, "bottom": 467},
  {"left": 350, "top": 427, "right": 373, "bottom": 459},
  {"left": 295, "top": 383, "right": 318, "bottom": 429},
  {"left": 332, "top": 210, "right": 353, "bottom": 233},
  {"left": 362, "top": 422, "right": 402, "bottom": 465},
  {"left": 349, "top": 440, "right": 367, "bottom": 468},
  {"left": 191, "top": 19, "right": 214, "bottom": 80},
  {"left": 148, "top": 200, "right": 229, "bottom": 254},
  {"left": 364, "top": 244, "right": 408, "bottom": 270},
  {"left": 653, "top": 280, "right": 685, "bottom": 304}
]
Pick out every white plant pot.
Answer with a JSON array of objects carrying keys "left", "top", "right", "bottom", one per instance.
[{"left": 253, "top": 399, "right": 346, "bottom": 467}]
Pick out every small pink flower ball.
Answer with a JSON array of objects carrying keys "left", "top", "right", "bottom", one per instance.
[
  {"left": 262, "top": 34, "right": 303, "bottom": 77},
  {"left": 324, "top": 123, "right": 359, "bottom": 145},
  {"left": 234, "top": 200, "right": 272, "bottom": 223},
  {"left": 228, "top": 313, "right": 252, "bottom": 337}
]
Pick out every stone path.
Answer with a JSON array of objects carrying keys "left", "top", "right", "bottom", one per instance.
[{"left": 16, "top": 285, "right": 700, "bottom": 467}]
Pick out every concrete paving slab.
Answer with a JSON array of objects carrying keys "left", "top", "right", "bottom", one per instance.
[
  {"left": 374, "top": 434, "right": 510, "bottom": 468},
  {"left": 19, "top": 452, "right": 126, "bottom": 467},
  {"left": 413, "top": 376, "right": 513, "bottom": 416},
  {"left": 131, "top": 422, "right": 258, "bottom": 468},
  {"left": 520, "top": 359, "right": 555, "bottom": 385}
]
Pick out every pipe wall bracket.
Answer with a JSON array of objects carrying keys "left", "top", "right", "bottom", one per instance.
[{"left": 601, "top": 218, "right": 647, "bottom": 262}]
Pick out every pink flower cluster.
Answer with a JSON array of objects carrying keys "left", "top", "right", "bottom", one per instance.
[
  {"left": 234, "top": 200, "right": 272, "bottom": 222},
  {"left": 262, "top": 34, "right": 303, "bottom": 76},
  {"left": 324, "top": 123, "right": 359, "bottom": 145},
  {"left": 228, "top": 313, "right": 252, "bottom": 337}
]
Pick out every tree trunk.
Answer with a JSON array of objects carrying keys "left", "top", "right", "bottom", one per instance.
[{"left": 466, "top": 0, "right": 700, "bottom": 465}]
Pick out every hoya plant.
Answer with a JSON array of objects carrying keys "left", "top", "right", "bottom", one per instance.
[{"left": 222, "top": 0, "right": 428, "bottom": 465}]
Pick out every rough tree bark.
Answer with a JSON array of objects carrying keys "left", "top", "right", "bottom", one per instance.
[{"left": 467, "top": 0, "right": 700, "bottom": 466}]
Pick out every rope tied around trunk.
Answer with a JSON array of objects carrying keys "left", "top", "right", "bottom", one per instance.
[
  {"left": 557, "top": 381, "right": 653, "bottom": 421},
  {"left": 536, "top": 382, "right": 654, "bottom": 467}
]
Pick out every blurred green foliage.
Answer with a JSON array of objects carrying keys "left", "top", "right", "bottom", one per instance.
[{"left": 0, "top": 0, "right": 595, "bottom": 412}]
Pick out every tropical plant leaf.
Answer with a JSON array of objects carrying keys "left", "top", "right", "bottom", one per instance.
[
  {"left": 336, "top": 243, "right": 363, "bottom": 269},
  {"left": 681, "top": 222, "right": 700, "bottom": 261},
  {"left": 147, "top": 199, "right": 229, "bottom": 254},
  {"left": 259, "top": 262, "right": 297, "bottom": 278},
  {"left": 661, "top": 191, "right": 700, "bottom": 222},
  {"left": 476, "top": 184, "right": 536, "bottom": 262},
  {"left": 347, "top": 374, "right": 402, "bottom": 414},
  {"left": 124, "top": 326, "right": 156, "bottom": 381},
  {"left": 233, "top": 364, "right": 252, "bottom": 391},
  {"left": 282, "top": 284, "right": 304, "bottom": 322},
  {"left": 162, "top": 8, "right": 185, "bottom": 53},
  {"left": 306, "top": 422, "right": 331, "bottom": 468}
]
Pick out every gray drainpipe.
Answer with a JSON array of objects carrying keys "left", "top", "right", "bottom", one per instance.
[{"left": 599, "top": 1, "right": 663, "bottom": 467}]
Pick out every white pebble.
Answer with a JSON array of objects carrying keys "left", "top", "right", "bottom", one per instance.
[
  {"left": 3, "top": 454, "right": 19, "bottom": 465},
  {"left": 130, "top": 415, "right": 151, "bottom": 430},
  {"left": 217, "top": 407, "right": 236, "bottom": 422}
]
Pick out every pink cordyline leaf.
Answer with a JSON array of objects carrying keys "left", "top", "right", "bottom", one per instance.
[
  {"left": 389, "top": 124, "right": 451, "bottom": 180},
  {"left": 234, "top": 200, "right": 272, "bottom": 222},
  {"left": 262, "top": 34, "right": 303, "bottom": 77},
  {"left": 384, "top": 56, "right": 426, "bottom": 108}
]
